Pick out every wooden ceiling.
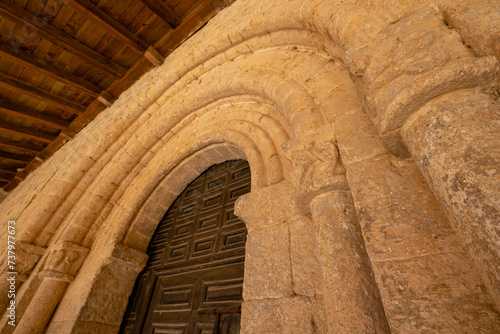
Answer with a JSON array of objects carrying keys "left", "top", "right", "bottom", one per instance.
[{"left": 0, "top": 0, "right": 233, "bottom": 192}]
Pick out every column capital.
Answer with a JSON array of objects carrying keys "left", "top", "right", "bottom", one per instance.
[
  {"left": 281, "top": 126, "right": 347, "bottom": 213},
  {"left": 346, "top": 6, "right": 498, "bottom": 156},
  {"left": 11, "top": 241, "right": 45, "bottom": 281},
  {"left": 39, "top": 241, "right": 88, "bottom": 281}
]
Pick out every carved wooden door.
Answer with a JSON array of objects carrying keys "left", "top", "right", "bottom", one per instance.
[{"left": 120, "top": 160, "right": 251, "bottom": 334}]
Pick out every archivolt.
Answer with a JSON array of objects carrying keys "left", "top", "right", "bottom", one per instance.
[
  {"left": 91, "top": 99, "right": 293, "bottom": 252},
  {"left": 2, "top": 0, "right": 385, "bottom": 248},
  {"left": 16, "top": 46, "right": 350, "bottom": 250}
]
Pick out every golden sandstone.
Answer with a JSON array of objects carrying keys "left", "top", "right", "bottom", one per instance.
[{"left": 0, "top": 0, "right": 499, "bottom": 332}]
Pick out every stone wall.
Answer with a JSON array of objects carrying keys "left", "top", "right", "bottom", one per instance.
[{"left": 0, "top": 0, "right": 499, "bottom": 333}]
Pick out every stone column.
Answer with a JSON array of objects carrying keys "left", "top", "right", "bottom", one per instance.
[
  {"left": 45, "top": 243, "right": 148, "bottom": 333},
  {"left": 345, "top": 6, "right": 500, "bottom": 307},
  {"left": 0, "top": 241, "right": 45, "bottom": 311},
  {"left": 282, "top": 126, "right": 390, "bottom": 333},
  {"left": 235, "top": 180, "right": 327, "bottom": 333},
  {"left": 13, "top": 242, "right": 87, "bottom": 334},
  {"left": 401, "top": 89, "right": 500, "bottom": 306}
]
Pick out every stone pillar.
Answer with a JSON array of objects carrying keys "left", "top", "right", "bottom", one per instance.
[
  {"left": 345, "top": 6, "right": 500, "bottom": 308},
  {"left": 0, "top": 241, "right": 45, "bottom": 311},
  {"left": 12, "top": 277, "right": 69, "bottom": 334},
  {"left": 401, "top": 89, "right": 500, "bottom": 306},
  {"left": 13, "top": 242, "right": 87, "bottom": 334},
  {"left": 235, "top": 180, "right": 327, "bottom": 333},
  {"left": 310, "top": 191, "right": 389, "bottom": 333},
  {"left": 334, "top": 105, "right": 500, "bottom": 331},
  {"left": 281, "top": 126, "right": 390, "bottom": 333},
  {"left": 45, "top": 243, "right": 148, "bottom": 334}
]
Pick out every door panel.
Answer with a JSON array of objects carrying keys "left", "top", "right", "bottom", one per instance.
[{"left": 120, "top": 160, "right": 250, "bottom": 334}]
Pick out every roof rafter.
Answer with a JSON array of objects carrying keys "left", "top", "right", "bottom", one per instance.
[
  {"left": 0, "top": 99, "right": 70, "bottom": 130},
  {"left": 0, "top": 120, "right": 57, "bottom": 144},
  {"left": 0, "top": 137, "right": 45, "bottom": 154},
  {"left": 141, "top": 0, "right": 181, "bottom": 28},
  {"left": 0, "top": 2, "right": 127, "bottom": 77},
  {"left": 0, "top": 151, "right": 34, "bottom": 164},
  {"left": 0, "top": 72, "right": 86, "bottom": 115},
  {"left": 0, "top": 42, "right": 101, "bottom": 97},
  {"left": 68, "top": 0, "right": 149, "bottom": 53}
]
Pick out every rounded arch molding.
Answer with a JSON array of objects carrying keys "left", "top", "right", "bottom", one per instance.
[{"left": 0, "top": 0, "right": 499, "bottom": 332}]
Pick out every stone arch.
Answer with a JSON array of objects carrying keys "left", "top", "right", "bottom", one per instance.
[
  {"left": 39, "top": 91, "right": 297, "bottom": 332},
  {"left": 1, "top": 0, "right": 500, "bottom": 333}
]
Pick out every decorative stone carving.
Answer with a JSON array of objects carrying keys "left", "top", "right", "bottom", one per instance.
[
  {"left": 39, "top": 241, "right": 88, "bottom": 281},
  {"left": 0, "top": 242, "right": 45, "bottom": 312},
  {"left": 13, "top": 241, "right": 45, "bottom": 280},
  {"left": 346, "top": 7, "right": 498, "bottom": 155},
  {"left": 281, "top": 126, "right": 347, "bottom": 212}
]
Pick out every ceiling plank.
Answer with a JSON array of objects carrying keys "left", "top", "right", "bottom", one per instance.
[
  {"left": 0, "top": 137, "right": 45, "bottom": 154},
  {"left": 0, "top": 72, "right": 86, "bottom": 115},
  {"left": 0, "top": 120, "right": 57, "bottom": 143},
  {"left": 141, "top": 0, "right": 181, "bottom": 28},
  {"left": 0, "top": 42, "right": 101, "bottom": 97},
  {"left": 0, "top": 2, "right": 127, "bottom": 77},
  {"left": 68, "top": 0, "right": 149, "bottom": 53},
  {"left": 0, "top": 99, "right": 70, "bottom": 130}
]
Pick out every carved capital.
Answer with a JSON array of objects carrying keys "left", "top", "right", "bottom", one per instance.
[
  {"left": 281, "top": 126, "right": 347, "bottom": 212},
  {"left": 13, "top": 241, "right": 46, "bottom": 281},
  {"left": 39, "top": 242, "right": 88, "bottom": 281},
  {"left": 346, "top": 7, "right": 498, "bottom": 155}
]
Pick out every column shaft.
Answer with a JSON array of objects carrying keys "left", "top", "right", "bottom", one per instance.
[
  {"left": 13, "top": 277, "right": 69, "bottom": 334},
  {"left": 401, "top": 89, "right": 500, "bottom": 307},
  {"left": 310, "top": 191, "right": 390, "bottom": 333}
]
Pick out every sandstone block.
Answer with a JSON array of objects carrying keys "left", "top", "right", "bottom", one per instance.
[{"left": 243, "top": 222, "right": 292, "bottom": 299}]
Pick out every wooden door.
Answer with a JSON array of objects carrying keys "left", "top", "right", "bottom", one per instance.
[{"left": 120, "top": 160, "right": 251, "bottom": 334}]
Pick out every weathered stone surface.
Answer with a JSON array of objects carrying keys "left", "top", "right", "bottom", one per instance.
[
  {"left": 47, "top": 320, "right": 119, "bottom": 334},
  {"left": 46, "top": 244, "right": 147, "bottom": 333},
  {"left": 401, "top": 89, "right": 500, "bottom": 308},
  {"left": 41, "top": 242, "right": 89, "bottom": 279},
  {"left": 346, "top": 6, "right": 498, "bottom": 156},
  {"left": 310, "top": 191, "right": 390, "bottom": 333},
  {"left": 235, "top": 180, "right": 301, "bottom": 232},
  {"left": 0, "top": 0, "right": 499, "bottom": 332},
  {"left": 243, "top": 222, "right": 293, "bottom": 299},
  {"left": 281, "top": 126, "right": 348, "bottom": 212},
  {"left": 13, "top": 277, "right": 69, "bottom": 334},
  {"left": 347, "top": 154, "right": 463, "bottom": 261},
  {"left": 376, "top": 252, "right": 500, "bottom": 333},
  {"left": 345, "top": 152, "right": 500, "bottom": 331},
  {"left": 0, "top": 242, "right": 45, "bottom": 310},
  {"left": 334, "top": 107, "right": 387, "bottom": 165},
  {"left": 241, "top": 296, "right": 323, "bottom": 334},
  {"left": 443, "top": 4, "right": 500, "bottom": 60},
  {"left": 289, "top": 217, "right": 322, "bottom": 297}
]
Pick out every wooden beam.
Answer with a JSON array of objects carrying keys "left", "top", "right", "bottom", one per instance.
[
  {"left": 0, "top": 120, "right": 57, "bottom": 143},
  {"left": 0, "top": 137, "right": 45, "bottom": 153},
  {"left": 0, "top": 72, "right": 86, "bottom": 115},
  {"left": 0, "top": 2, "right": 127, "bottom": 77},
  {"left": 144, "top": 46, "right": 164, "bottom": 66},
  {"left": 0, "top": 169, "right": 16, "bottom": 177},
  {"left": 141, "top": 0, "right": 181, "bottom": 28},
  {"left": 0, "top": 42, "right": 101, "bottom": 97},
  {"left": 68, "top": 0, "right": 149, "bottom": 53},
  {"left": 0, "top": 151, "right": 34, "bottom": 164},
  {"left": 97, "top": 90, "right": 115, "bottom": 107},
  {"left": 0, "top": 100, "right": 70, "bottom": 130}
]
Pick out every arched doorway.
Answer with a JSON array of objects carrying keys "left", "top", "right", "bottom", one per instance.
[{"left": 120, "top": 160, "right": 251, "bottom": 333}]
